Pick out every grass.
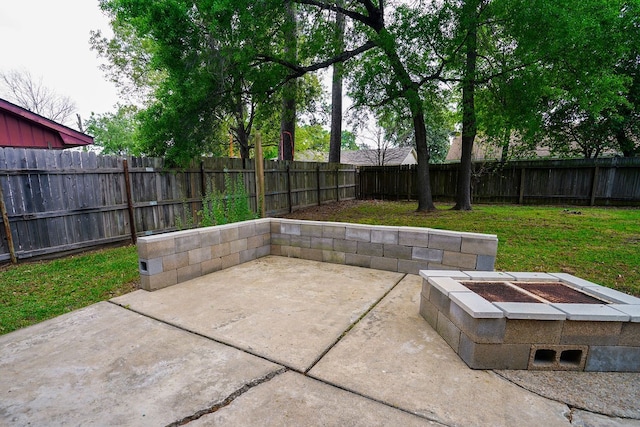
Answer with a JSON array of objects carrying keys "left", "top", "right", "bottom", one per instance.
[
  {"left": 286, "top": 200, "right": 640, "bottom": 297},
  {"left": 1, "top": 201, "right": 638, "bottom": 335},
  {"left": 0, "top": 245, "right": 139, "bottom": 335}
]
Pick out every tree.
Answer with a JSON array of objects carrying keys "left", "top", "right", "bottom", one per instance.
[
  {"left": 280, "top": 0, "right": 298, "bottom": 161},
  {"left": 475, "top": 0, "right": 639, "bottom": 161},
  {"left": 341, "top": 130, "right": 358, "bottom": 151},
  {"left": 98, "top": 0, "right": 287, "bottom": 163},
  {"left": 85, "top": 105, "right": 140, "bottom": 155},
  {"left": 328, "top": 2, "right": 345, "bottom": 163},
  {"left": 0, "top": 69, "right": 77, "bottom": 125},
  {"left": 296, "top": 124, "right": 330, "bottom": 152},
  {"left": 98, "top": 0, "right": 331, "bottom": 164},
  {"left": 359, "top": 121, "right": 396, "bottom": 166},
  {"left": 90, "top": 20, "right": 163, "bottom": 105},
  {"left": 452, "top": 0, "right": 482, "bottom": 210},
  {"left": 376, "top": 99, "right": 452, "bottom": 164},
  {"left": 276, "top": 1, "right": 453, "bottom": 211}
]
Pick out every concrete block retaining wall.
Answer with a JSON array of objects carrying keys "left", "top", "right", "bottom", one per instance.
[{"left": 137, "top": 218, "right": 498, "bottom": 291}]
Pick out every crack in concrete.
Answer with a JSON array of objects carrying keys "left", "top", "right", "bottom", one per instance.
[
  {"left": 493, "top": 371, "right": 640, "bottom": 425},
  {"left": 165, "top": 367, "right": 288, "bottom": 426}
]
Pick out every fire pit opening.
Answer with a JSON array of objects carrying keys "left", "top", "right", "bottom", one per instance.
[{"left": 460, "top": 280, "right": 609, "bottom": 304}]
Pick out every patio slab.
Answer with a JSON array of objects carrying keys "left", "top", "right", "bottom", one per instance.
[
  {"left": 191, "top": 371, "right": 440, "bottom": 426},
  {"left": 0, "top": 302, "right": 281, "bottom": 426},
  {"left": 308, "top": 274, "right": 572, "bottom": 427},
  {"left": 495, "top": 370, "right": 640, "bottom": 419},
  {"left": 111, "top": 256, "right": 404, "bottom": 372}
]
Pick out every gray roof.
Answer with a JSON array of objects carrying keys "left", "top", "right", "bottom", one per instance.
[{"left": 339, "top": 147, "right": 417, "bottom": 166}]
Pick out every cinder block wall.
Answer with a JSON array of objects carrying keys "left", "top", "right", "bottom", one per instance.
[
  {"left": 271, "top": 219, "right": 497, "bottom": 274},
  {"left": 137, "top": 218, "right": 498, "bottom": 291},
  {"left": 137, "top": 219, "right": 272, "bottom": 290}
]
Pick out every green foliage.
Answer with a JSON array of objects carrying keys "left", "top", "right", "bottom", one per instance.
[
  {"left": 341, "top": 131, "right": 358, "bottom": 151},
  {"left": 200, "top": 173, "right": 257, "bottom": 226},
  {"left": 175, "top": 200, "right": 195, "bottom": 231},
  {"left": 476, "top": 0, "right": 640, "bottom": 159},
  {"left": 85, "top": 105, "right": 141, "bottom": 156},
  {"left": 97, "top": 0, "right": 285, "bottom": 163},
  {"left": 90, "top": 19, "right": 165, "bottom": 104},
  {"left": 296, "top": 124, "right": 330, "bottom": 152}
]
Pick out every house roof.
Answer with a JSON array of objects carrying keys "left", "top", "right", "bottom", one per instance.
[
  {"left": 0, "top": 97, "right": 93, "bottom": 149},
  {"left": 340, "top": 147, "right": 417, "bottom": 166}
]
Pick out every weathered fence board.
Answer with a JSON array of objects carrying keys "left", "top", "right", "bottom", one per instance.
[
  {"left": 359, "top": 157, "right": 640, "bottom": 206},
  {"left": 0, "top": 148, "right": 357, "bottom": 262}
]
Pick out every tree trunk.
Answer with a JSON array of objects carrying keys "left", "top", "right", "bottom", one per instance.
[
  {"left": 237, "top": 124, "right": 250, "bottom": 159},
  {"left": 374, "top": 28, "right": 435, "bottom": 210},
  {"left": 280, "top": 0, "right": 297, "bottom": 161},
  {"left": 328, "top": 7, "right": 345, "bottom": 164},
  {"left": 280, "top": 95, "right": 296, "bottom": 161},
  {"left": 453, "top": 0, "right": 478, "bottom": 211},
  {"left": 413, "top": 106, "right": 436, "bottom": 211}
]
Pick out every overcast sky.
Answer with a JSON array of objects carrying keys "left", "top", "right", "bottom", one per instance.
[{"left": 0, "top": 1, "right": 120, "bottom": 123}]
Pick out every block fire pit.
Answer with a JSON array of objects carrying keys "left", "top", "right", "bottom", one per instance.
[{"left": 419, "top": 271, "right": 640, "bottom": 372}]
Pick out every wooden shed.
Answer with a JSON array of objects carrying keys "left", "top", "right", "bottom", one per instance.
[{"left": 0, "top": 97, "right": 93, "bottom": 149}]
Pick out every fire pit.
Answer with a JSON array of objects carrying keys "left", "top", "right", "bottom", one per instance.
[{"left": 419, "top": 271, "right": 640, "bottom": 372}]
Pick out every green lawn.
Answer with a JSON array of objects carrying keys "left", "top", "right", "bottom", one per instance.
[
  {"left": 0, "top": 245, "right": 139, "bottom": 335},
  {"left": 1, "top": 202, "right": 638, "bottom": 335}
]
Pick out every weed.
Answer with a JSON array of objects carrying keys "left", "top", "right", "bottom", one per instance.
[{"left": 200, "top": 172, "right": 256, "bottom": 226}]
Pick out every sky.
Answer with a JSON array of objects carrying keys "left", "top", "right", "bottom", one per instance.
[{"left": 0, "top": 1, "right": 120, "bottom": 124}]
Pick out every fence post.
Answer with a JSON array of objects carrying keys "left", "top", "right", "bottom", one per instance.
[
  {"left": 254, "top": 134, "right": 266, "bottom": 218},
  {"left": 286, "top": 163, "right": 293, "bottom": 213},
  {"left": 316, "top": 165, "right": 321, "bottom": 205},
  {"left": 0, "top": 181, "right": 17, "bottom": 264},
  {"left": 335, "top": 167, "right": 340, "bottom": 202},
  {"left": 123, "top": 159, "right": 137, "bottom": 244},
  {"left": 200, "top": 160, "right": 206, "bottom": 198},
  {"left": 519, "top": 167, "right": 526, "bottom": 204},
  {"left": 590, "top": 165, "right": 600, "bottom": 206}
]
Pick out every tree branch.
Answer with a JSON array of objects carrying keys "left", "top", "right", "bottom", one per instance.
[
  {"left": 294, "top": 0, "right": 370, "bottom": 26},
  {"left": 257, "top": 40, "right": 378, "bottom": 94}
]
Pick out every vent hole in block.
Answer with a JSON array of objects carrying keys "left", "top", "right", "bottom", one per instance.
[
  {"left": 534, "top": 349, "right": 556, "bottom": 365},
  {"left": 560, "top": 349, "right": 582, "bottom": 366},
  {"left": 140, "top": 261, "right": 148, "bottom": 272}
]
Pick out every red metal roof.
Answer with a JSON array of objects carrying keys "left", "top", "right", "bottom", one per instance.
[{"left": 0, "top": 98, "right": 93, "bottom": 149}]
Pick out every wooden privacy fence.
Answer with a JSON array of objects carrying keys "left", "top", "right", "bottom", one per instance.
[
  {"left": 359, "top": 157, "right": 640, "bottom": 206},
  {"left": 0, "top": 147, "right": 357, "bottom": 262}
]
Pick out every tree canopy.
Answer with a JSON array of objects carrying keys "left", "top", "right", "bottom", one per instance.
[{"left": 94, "top": 0, "right": 640, "bottom": 210}]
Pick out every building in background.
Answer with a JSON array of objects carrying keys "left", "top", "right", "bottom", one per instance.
[{"left": 0, "top": 98, "right": 93, "bottom": 149}]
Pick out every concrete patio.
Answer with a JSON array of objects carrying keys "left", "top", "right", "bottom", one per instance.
[{"left": 1, "top": 256, "right": 639, "bottom": 426}]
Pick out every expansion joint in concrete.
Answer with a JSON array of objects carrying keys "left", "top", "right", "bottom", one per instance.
[
  {"left": 107, "top": 300, "right": 287, "bottom": 369},
  {"left": 304, "top": 274, "right": 408, "bottom": 374},
  {"left": 165, "top": 367, "right": 288, "bottom": 426},
  {"left": 303, "top": 373, "right": 452, "bottom": 427}
]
